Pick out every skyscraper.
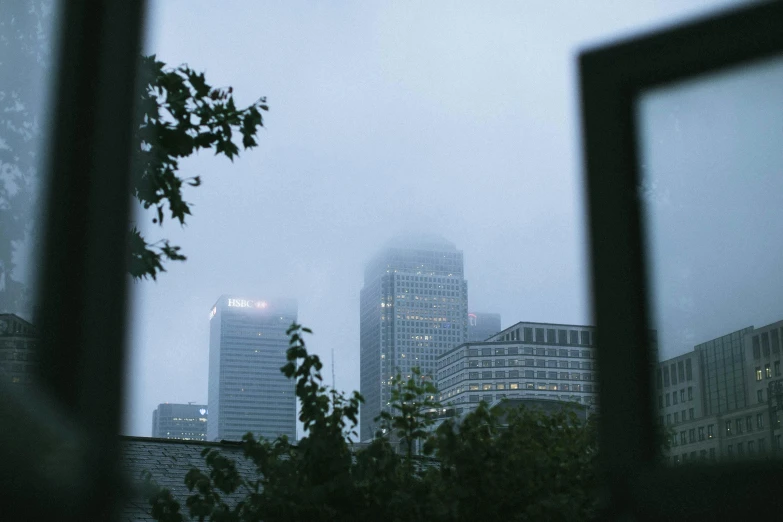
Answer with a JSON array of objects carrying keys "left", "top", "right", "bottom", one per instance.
[
  {"left": 360, "top": 235, "right": 468, "bottom": 440},
  {"left": 151, "top": 403, "right": 208, "bottom": 440},
  {"left": 207, "top": 296, "right": 297, "bottom": 442},
  {"left": 467, "top": 312, "right": 502, "bottom": 342}
]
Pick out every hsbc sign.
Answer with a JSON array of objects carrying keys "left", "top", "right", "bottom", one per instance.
[{"left": 227, "top": 298, "right": 268, "bottom": 309}]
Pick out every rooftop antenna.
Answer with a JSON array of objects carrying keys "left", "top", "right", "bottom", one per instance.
[{"left": 332, "top": 347, "right": 336, "bottom": 391}]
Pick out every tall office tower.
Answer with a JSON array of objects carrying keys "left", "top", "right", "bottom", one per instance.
[
  {"left": 151, "top": 403, "right": 208, "bottom": 440},
  {"left": 360, "top": 235, "right": 468, "bottom": 440},
  {"left": 207, "top": 296, "right": 297, "bottom": 442},
  {"left": 467, "top": 312, "right": 502, "bottom": 342}
]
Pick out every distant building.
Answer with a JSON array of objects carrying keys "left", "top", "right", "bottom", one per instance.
[
  {"left": 207, "top": 296, "right": 297, "bottom": 442},
  {"left": 151, "top": 403, "right": 208, "bottom": 440},
  {"left": 467, "top": 312, "right": 501, "bottom": 342},
  {"left": 0, "top": 313, "right": 38, "bottom": 385},
  {"left": 437, "top": 321, "right": 599, "bottom": 417},
  {"left": 360, "top": 235, "right": 469, "bottom": 440}
]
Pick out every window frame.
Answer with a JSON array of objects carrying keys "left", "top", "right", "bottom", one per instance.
[{"left": 579, "top": 1, "right": 783, "bottom": 519}]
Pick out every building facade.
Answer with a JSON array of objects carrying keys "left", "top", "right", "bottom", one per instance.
[
  {"left": 360, "top": 235, "right": 468, "bottom": 440},
  {"left": 437, "top": 321, "right": 599, "bottom": 417},
  {"left": 207, "top": 296, "right": 297, "bottom": 442},
  {"left": 0, "top": 314, "right": 38, "bottom": 386},
  {"left": 659, "top": 320, "right": 783, "bottom": 464},
  {"left": 467, "top": 312, "right": 501, "bottom": 342},
  {"left": 151, "top": 403, "right": 208, "bottom": 440}
]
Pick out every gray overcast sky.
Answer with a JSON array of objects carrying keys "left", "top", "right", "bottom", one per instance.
[{"left": 123, "top": 0, "right": 758, "bottom": 436}]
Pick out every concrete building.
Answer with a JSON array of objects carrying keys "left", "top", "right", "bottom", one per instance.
[
  {"left": 437, "top": 321, "right": 599, "bottom": 417},
  {"left": 151, "top": 403, "right": 208, "bottom": 441},
  {"left": 207, "top": 296, "right": 297, "bottom": 442},
  {"left": 467, "top": 312, "right": 501, "bottom": 342},
  {"left": 658, "top": 320, "right": 783, "bottom": 464},
  {"left": 0, "top": 313, "right": 37, "bottom": 386},
  {"left": 360, "top": 235, "right": 468, "bottom": 440}
]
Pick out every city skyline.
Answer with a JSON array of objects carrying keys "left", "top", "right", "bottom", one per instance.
[{"left": 123, "top": 0, "right": 760, "bottom": 437}]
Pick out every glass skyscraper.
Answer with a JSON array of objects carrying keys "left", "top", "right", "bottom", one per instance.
[
  {"left": 360, "top": 235, "right": 468, "bottom": 440},
  {"left": 207, "top": 296, "right": 297, "bottom": 442}
]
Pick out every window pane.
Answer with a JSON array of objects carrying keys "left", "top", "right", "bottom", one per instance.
[{"left": 639, "top": 55, "right": 783, "bottom": 464}]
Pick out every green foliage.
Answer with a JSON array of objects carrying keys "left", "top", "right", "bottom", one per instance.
[
  {"left": 376, "top": 368, "right": 441, "bottom": 464},
  {"left": 144, "top": 326, "right": 602, "bottom": 522},
  {"left": 1, "top": 1, "right": 267, "bottom": 309},
  {"left": 130, "top": 55, "right": 267, "bottom": 280}
]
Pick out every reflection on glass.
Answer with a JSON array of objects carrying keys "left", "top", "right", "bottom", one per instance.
[
  {"left": 0, "top": 2, "right": 59, "bottom": 387},
  {"left": 638, "top": 55, "right": 783, "bottom": 465}
]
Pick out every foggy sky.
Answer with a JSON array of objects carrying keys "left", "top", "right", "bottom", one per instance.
[{"left": 123, "top": 0, "right": 757, "bottom": 436}]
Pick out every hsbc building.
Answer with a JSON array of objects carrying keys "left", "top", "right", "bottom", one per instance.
[{"left": 207, "top": 295, "right": 297, "bottom": 442}]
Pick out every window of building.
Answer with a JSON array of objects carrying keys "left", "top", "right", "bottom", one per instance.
[
  {"left": 580, "top": 331, "right": 590, "bottom": 345},
  {"left": 685, "top": 358, "right": 693, "bottom": 381},
  {"left": 482, "top": 360, "right": 492, "bottom": 367},
  {"left": 678, "top": 361, "right": 685, "bottom": 382},
  {"left": 680, "top": 389, "right": 685, "bottom": 402},
  {"left": 495, "top": 347, "right": 505, "bottom": 355},
  {"left": 737, "top": 442, "right": 744, "bottom": 455},
  {"left": 756, "top": 367, "right": 763, "bottom": 381},
  {"left": 482, "top": 371, "right": 492, "bottom": 379},
  {"left": 687, "top": 386, "right": 693, "bottom": 401},
  {"left": 753, "top": 335, "right": 761, "bottom": 359},
  {"left": 746, "top": 416, "right": 752, "bottom": 432},
  {"left": 776, "top": 360, "right": 781, "bottom": 377},
  {"left": 665, "top": 393, "right": 671, "bottom": 406},
  {"left": 666, "top": 414, "right": 672, "bottom": 425},
  {"left": 536, "top": 371, "right": 546, "bottom": 379},
  {"left": 469, "top": 372, "right": 479, "bottom": 379},
  {"left": 658, "top": 395, "right": 663, "bottom": 409},
  {"left": 509, "top": 370, "right": 519, "bottom": 378},
  {"left": 773, "top": 329, "right": 781, "bottom": 354},
  {"left": 495, "top": 371, "right": 506, "bottom": 378},
  {"left": 762, "top": 332, "right": 771, "bottom": 356},
  {"left": 656, "top": 368, "right": 663, "bottom": 389},
  {"left": 689, "top": 408, "right": 694, "bottom": 421},
  {"left": 748, "top": 440, "right": 755, "bottom": 453},
  {"left": 758, "top": 389, "right": 764, "bottom": 403},
  {"left": 727, "top": 445, "right": 733, "bottom": 456},
  {"left": 736, "top": 418, "right": 743, "bottom": 434},
  {"left": 725, "top": 421, "right": 731, "bottom": 436},
  {"left": 709, "top": 448, "right": 716, "bottom": 460},
  {"left": 765, "top": 363, "right": 772, "bottom": 378},
  {"left": 663, "top": 367, "right": 670, "bottom": 387},
  {"left": 671, "top": 363, "right": 678, "bottom": 385},
  {"left": 680, "top": 432, "right": 686, "bottom": 445},
  {"left": 759, "top": 438, "right": 766, "bottom": 453},
  {"left": 674, "top": 412, "right": 679, "bottom": 423},
  {"left": 698, "top": 427, "right": 705, "bottom": 441},
  {"left": 688, "top": 429, "right": 695, "bottom": 443},
  {"left": 757, "top": 413, "right": 765, "bottom": 429},
  {"left": 672, "top": 393, "right": 678, "bottom": 405}
]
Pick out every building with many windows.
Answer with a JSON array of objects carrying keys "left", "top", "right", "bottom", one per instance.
[
  {"left": 467, "top": 312, "right": 501, "bottom": 342},
  {"left": 0, "top": 314, "right": 38, "bottom": 386},
  {"left": 437, "top": 321, "right": 599, "bottom": 417},
  {"left": 207, "top": 296, "right": 297, "bottom": 442},
  {"left": 658, "top": 320, "right": 783, "bottom": 464},
  {"left": 359, "top": 235, "right": 468, "bottom": 440},
  {"left": 151, "top": 403, "right": 208, "bottom": 440}
]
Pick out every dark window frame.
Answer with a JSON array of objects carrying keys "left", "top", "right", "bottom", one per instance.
[{"left": 580, "top": 1, "right": 783, "bottom": 518}]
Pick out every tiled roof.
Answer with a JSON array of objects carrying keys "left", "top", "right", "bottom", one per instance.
[{"left": 119, "top": 436, "right": 254, "bottom": 522}]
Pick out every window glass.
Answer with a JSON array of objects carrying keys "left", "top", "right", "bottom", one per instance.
[
  {"left": 640, "top": 54, "right": 783, "bottom": 464},
  {"left": 0, "top": 2, "right": 60, "bottom": 390}
]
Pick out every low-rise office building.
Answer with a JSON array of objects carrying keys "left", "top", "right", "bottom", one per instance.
[{"left": 437, "top": 321, "right": 599, "bottom": 416}]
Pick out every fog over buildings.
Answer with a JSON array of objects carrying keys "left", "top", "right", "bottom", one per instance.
[{"left": 123, "top": 0, "right": 775, "bottom": 438}]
